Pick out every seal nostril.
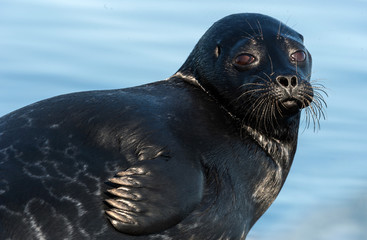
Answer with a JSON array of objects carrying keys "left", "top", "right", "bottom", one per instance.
[
  {"left": 277, "top": 77, "right": 289, "bottom": 87},
  {"left": 276, "top": 75, "right": 298, "bottom": 89},
  {"left": 291, "top": 76, "right": 298, "bottom": 87}
]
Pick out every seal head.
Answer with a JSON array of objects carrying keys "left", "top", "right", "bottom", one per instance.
[{"left": 178, "top": 13, "right": 317, "bottom": 140}]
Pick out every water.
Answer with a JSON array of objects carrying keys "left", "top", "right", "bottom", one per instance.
[{"left": 1, "top": 0, "right": 366, "bottom": 239}]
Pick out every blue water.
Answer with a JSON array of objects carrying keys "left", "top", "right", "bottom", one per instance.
[{"left": 1, "top": 0, "right": 366, "bottom": 239}]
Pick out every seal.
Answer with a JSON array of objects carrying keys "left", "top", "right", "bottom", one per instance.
[{"left": 0, "top": 13, "right": 326, "bottom": 239}]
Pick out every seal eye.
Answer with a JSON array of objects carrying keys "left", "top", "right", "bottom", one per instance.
[
  {"left": 235, "top": 54, "right": 256, "bottom": 66},
  {"left": 290, "top": 50, "right": 306, "bottom": 62}
]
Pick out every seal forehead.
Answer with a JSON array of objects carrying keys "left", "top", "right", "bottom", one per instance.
[{"left": 212, "top": 13, "right": 303, "bottom": 44}]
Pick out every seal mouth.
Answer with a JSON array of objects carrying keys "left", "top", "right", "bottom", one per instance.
[
  {"left": 282, "top": 98, "right": 301, "bottom": 108},
  {"left": 280, "top": 98, "right": 303, "bottom": 114}
]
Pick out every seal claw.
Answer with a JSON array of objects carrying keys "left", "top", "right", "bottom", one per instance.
[
  {"left": 116, "top": 167, "right": 147, "bottom": 176},
  {"left": 108, "top": 177, "right": 141, "bottom": 187},
  {"left": 106, "top": 209, "right": 137, "bottom": 224},
  {"left": 105, "top": 199, "right": 143, "bottom": 213},
  {"left": 107, "top": 188, "right": 142, "bottom": 201}
]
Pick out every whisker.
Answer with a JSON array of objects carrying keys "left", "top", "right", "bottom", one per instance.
[
  {"left": 246, "top": 96, "right": 268, "bottom": 127},
  {"left": 277, "top": 21, "right": 282, "bottom": 39},
  {"left": 262, "top": 72, "right": 273, "bottom": 82},
  {"left": 302, "top": 108, "right": 311, "bottom": 132},
  {"left": 240, "top": 30, "right": 256, "bottom": 40},
  {"left": 233, "top": 72, "right": 327, "bottom": 134},
  {"left": 313, "top": 100, "right": 326, "bottom": 120},
  {"left": 304, "top": 99, "right": 321, "bottom": 131},
  {"left": 304, "top": 108, "right": 310, "bottom": 129},
  {"left": 312, "top": 87, "right": 328, "bottom": 98},
  {"left": 275, "top": 100, "right": 283, "bottom": 118},
  {"left": 245, "top": 19, "right": 258, "bottom": 37},
  {"left": 236, "top": 89, "right": 266, "bottom": 99},
  {"left": 238, "top": 82, "right": 268, "bottom": 89},
  {"left": 267, "top": 55, "right": 274, "bottom": 75},
  {"left": 313, "top": 92, "right": 328, "bottom": 109},
  {"left": 256, "top": 20, "right": 264, "bottom": 40},
  {"left": 259, "top": 99, "right": 270, "bottom": 130},
  {"left": 231, "top": 88, "right": 268, "bottom": 105},
  {"left": 298, "top": 78, "right": 328, "bottom": 131},
  {"left": 295, "top": 60, "right": 298, "bottom": 75},
  {"left": 265, "top": 100, "right": 276, "bottom": 132}
]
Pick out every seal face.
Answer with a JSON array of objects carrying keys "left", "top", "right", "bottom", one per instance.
[
  {"left": 0, "top": 13, "right": 326, "bottom": 239},
  {"left": 179, "top": 14, "right": 318, "bottom": 139}
]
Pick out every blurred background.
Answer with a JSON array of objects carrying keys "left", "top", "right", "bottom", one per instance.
[{"left": 1, "top": 0, "right": 366, "bottom": 239}]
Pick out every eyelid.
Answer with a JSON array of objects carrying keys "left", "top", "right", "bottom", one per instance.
[
  {"left": 290, "top": 50, "right": 306, "bottom": 62},
  {"left": 234, "top": 54, "right": 256, "bottom": 66}
]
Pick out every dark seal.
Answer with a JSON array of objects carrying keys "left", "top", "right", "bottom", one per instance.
[{"left": 0, "top": 13, "right": 326, "bottom": 239}]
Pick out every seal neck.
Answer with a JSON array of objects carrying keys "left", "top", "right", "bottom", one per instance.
[
  {"left": 171, "top": 71, "right": 239, "bottom": 120},
  {"left": 171, "top": 71, "right": 299, "bottom": 170},
  {"left": 244, "top": 124, "right": 297, "bottom": 170}
]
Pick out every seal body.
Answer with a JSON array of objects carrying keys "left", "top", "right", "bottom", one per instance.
[{"left": 0, "top": 13, "right": 323, "bottom": 239}]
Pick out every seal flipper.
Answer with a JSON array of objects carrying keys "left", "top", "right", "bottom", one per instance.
[{"left": 105, "top": 160, "right": 204, "bottom": 235}]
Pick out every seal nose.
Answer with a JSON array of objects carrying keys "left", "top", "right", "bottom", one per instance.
[{"left": 276, "top": 75, "right": 298, "bottom": 92}]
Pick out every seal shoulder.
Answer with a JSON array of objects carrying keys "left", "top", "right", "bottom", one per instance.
[{"left": 0, "top": 80, "right": 207, "bottom": 236}]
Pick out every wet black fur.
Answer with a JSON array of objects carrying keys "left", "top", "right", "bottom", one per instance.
[{"left": 0, "top": 13, "right": 325, "bottom": 239}]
